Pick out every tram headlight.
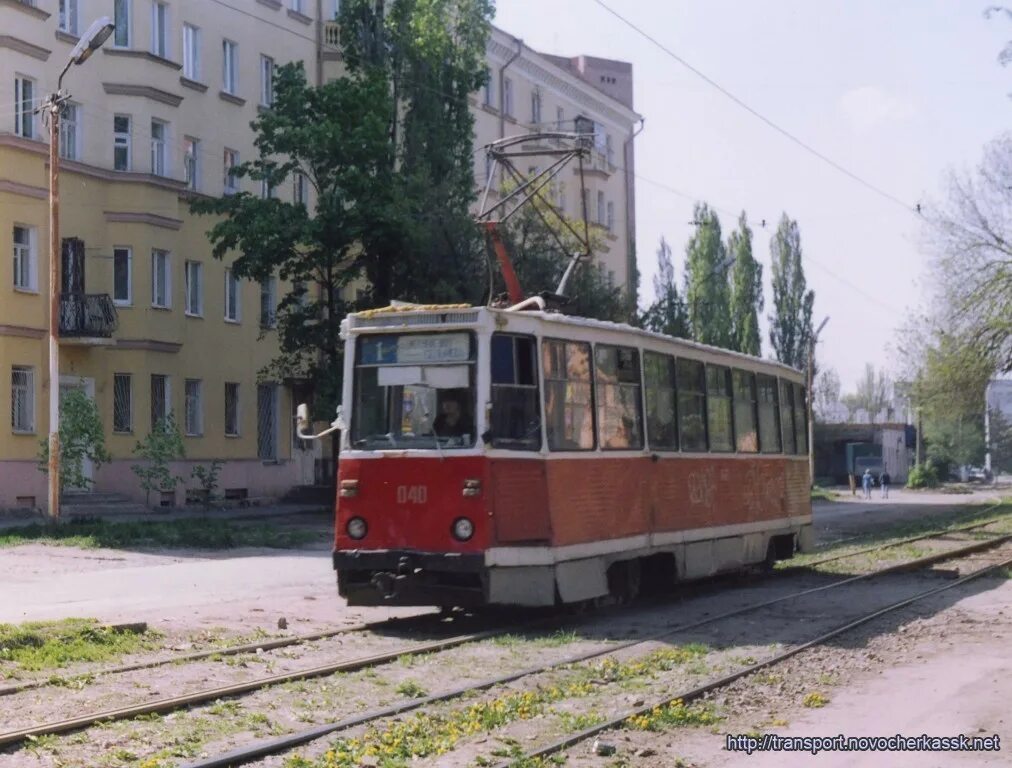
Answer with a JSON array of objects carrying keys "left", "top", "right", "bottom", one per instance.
[
  {"left": 451, "top": 517, "right": 474, "bottom": 542},
  {"left": 346, "top": 517, "right": 368, "bottom": 540}
]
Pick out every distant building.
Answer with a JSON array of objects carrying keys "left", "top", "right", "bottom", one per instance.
[
  {"left": 985, "top": 379, "right": 1012, "bottom": 474},
  {"left": 814, "top": 423, "right": 915, "bottom": 484}
]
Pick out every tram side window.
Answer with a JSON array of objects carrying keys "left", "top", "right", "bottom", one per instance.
[
  {"left": 543, "top": 339, "right": 595, "bottom": 451},
  {"left": 644, "top": 352, "right": 677, "bottom": 450},
  {"left": 706, "top": 365, "right": 734, "bottom": 452},
  {"left": 779, "top": 378, "right": 797, "bottom": 455},
  {"left": 676, "top": 358, "right": 707, "bottom": 452},
  {"left": 489, "top": 333, "right": 540, "bottom": 450},
  {"left": 756, "top": 373, "right": 782, "bottom": 453},
  {"left": 794, "top": 382, "right": 808, "bottom": 455},
  {"left": 595, "top": 345, "right": 644, "bottom": 450},
  {"left": 732, "top": 369, "right": 759, "bottom": 452}
]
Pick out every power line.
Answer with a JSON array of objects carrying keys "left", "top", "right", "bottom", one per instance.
[{"left": 590, "top": 0, "right": 919, "bottom": 216}]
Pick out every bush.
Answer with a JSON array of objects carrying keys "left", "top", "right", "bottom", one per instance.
[
  {"left": 907, "top": 464, "right": 940, "bottom": 489},
  {"left": 37, "top": 389, "right": 111, "bottom": 490},
  {"left": 131, "top": 416, "right": 186, "bottom": 505}
]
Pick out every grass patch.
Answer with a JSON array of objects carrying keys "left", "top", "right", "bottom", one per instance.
[
  {"left": 803, "top": 691, "right": 830, "bottom": 708},
  {"left": 491, "top": 629, "right": 581, "bottom": 649},
  {"left": 810, "top": 487, "right": 838, "bottom": 502},
  {"left": 0, "top": 618, "right": 160, "bottom": 670},
  {"left": 395, "top": 679, "right": 427, "bottom": 698},
  {"left": 625, "top": 698, "right": 722, "bottom": 730},
  {"left": 0, "top": 517, "right": 320, "bottom": 550}
]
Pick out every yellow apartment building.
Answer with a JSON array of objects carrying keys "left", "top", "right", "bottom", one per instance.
[{"left": 0, "top": 0, "right": 639, "bottom": 509}]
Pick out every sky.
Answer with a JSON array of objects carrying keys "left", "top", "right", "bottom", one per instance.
[{"left": 492, "top": 0, "right": 1010, "bottom": 393}]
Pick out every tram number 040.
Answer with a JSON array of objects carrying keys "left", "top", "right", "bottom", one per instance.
[{"left": 397, "top": 485, "right": 428, "bottom": 505}]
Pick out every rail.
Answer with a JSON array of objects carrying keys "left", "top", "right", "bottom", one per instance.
[{"left": 58, "top": 293, "right": 118, "bottom": 338}]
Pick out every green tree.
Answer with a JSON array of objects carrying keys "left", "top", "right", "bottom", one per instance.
[
  {"left": 684, "top": 203, "right": 732, "bottom": 347},
  {"left": 768, "top": 213, "right": 815, "bottom": 369},
  {"left": 191, "top": 64, "right": 393, "bottom": 414},
  {"left": 813, "top": 367, "right": 842, "bottom": 423},
  {"left": 38, "top": 389, "right": 111, "bottom": 491},
  {"left": 131, "top": 416, "right": 186, "bottom": 506},
  {"left": 339, "top": 0, "right": 493, "bottom": 307},
  {"left": 840, "top": 364, "right": 892, "bottom": 422},
  {"left": 642, "top": 237, "right": 689, "bottom": 338},
  {"left": 727, "top": 212, "right": 763, "bottom": 355}
]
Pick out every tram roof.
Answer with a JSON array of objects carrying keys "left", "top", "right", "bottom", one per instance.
[{"left": 345, "top": 304, "right": 805, "bottom": 380}]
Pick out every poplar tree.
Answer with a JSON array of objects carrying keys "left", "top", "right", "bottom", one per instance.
[
  {"left": 768, "top": 213, "right": 815, "bottom": 369},
  {"left": 642, "top": 237, "right": 689, "bottom": 338},
  {"left": 684, "top": 203, "right": 732, "bottom": 348},
  {"left": 727, "top": 212, "right": 763, "bottom": 356}
]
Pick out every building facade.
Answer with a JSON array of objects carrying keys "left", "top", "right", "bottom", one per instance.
[{"left": 1, "top": 1, "right": 639, "bottom": 509}]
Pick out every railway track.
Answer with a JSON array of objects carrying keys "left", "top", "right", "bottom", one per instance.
[{"left": 3, "top": 513, "right": 1010, "bottom": 764}]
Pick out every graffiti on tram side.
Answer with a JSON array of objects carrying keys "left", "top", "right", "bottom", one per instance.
[
  {"left": 687, "top": 467, "right": 717, "bottom": 511},
  {"left": 743, "top": 463, "right": 785, "bottom": 518}
]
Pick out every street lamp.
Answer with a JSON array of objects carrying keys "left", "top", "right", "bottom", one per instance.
[
  {"left": 44, "top": 16, "right": 115, "bottom": 521},
  {"left": 808, "top": 316, "right": 829, "bottom": 486}
]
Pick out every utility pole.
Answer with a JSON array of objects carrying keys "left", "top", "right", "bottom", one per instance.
[
  {"left": 808, "top": 316, "right": 829, "bottom": 486},
  {"left": 41, "top": 17, "right": 116, "bottom": 521},
  {"left": 916, "top": 407, "right": 923, "bottom": 467}
]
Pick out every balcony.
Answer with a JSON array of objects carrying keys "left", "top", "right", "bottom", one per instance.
[
  {"left": 324, "top": 21, "right": 340, "bottom": 48},
  {"left": 59, "top": 294, "right": 118, "bottom": 345}
]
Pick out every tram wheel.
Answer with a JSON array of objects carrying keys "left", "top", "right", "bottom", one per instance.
[{"left": 608, "top": 559, "right": 642, "bottom": 604}]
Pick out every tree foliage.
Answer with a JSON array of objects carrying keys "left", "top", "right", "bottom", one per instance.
[
  {"left": 684, "top": 203, "right": 732, "bottom": 347},
  {"left": 131, "top": 416, "right": 186, "bottom": 506},
  {"left": 840, "top": 364, "right": 893, "bottom": 422},
  {"left": 642, "top": 237, "right": 689, "bottom": 338},
  {"left": 727, "top": 212, "right": 763, "bottom": 355},
  {"left": 926, "top": 133, "right": 1012, "bottom": 373},
  {"left": 768, "top": 213, "right": 815, "bottom": 369},
  {"left": 37, "top": 389, "right": 111, "bottom": 491},
  {"left": 813, "top": 367, "right": 842, "bottom": 423}
]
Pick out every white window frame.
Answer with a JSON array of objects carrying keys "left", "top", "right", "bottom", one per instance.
[
  {"left": 224, "top": 381, "right": 240, "bottom": 436},
  {"left": 183, "top": 136, "right": 199, "bottom": 191},
  {"left": 113, "top": 373, "right": 133, "bottom": 434},
  {"left": 113, "top": 0, "right": 131, "bottom": 48},
  {"left": 223, "top": 148, "right": 239, "bottom": 194},
  {"left": 59, "top": 0, "right": 79, "bottom": 35},
  {"left": 606, "top": 200, "right": 615, "bottom": 232},
  {"left": 224, "top": 268, "right": 241, "bottom": 322},
  {"left": 151, "top": 1, "right": 168, "bottom": 58},
  {"left": 531, "top": 89, "right": 541, "bottom": 124},
  {"left": 260, "top": 54, "right": 274, "bottom": 106},
  {"left": 59, "top": 102, "right": 81, "bottom": 161},
  {"left": 150, "top": 374, "right": 171, "bottom": 429},
  {"left": 222, "top": 39, "right": 238, "bottom": 95},
  {"left": 183, "top": 23, "right": 201, "bottom": 81},
  {"left": 293, "top": 171, "right": 308, "bottom": 205},
  {"left": 11, "top": 366, "right": 36, "bottom": 434},
  {"left": 184, "top": 260, "right": 203, "bottom": 316},
  {"left": 260, "top": 276, "right": 277, "bottom": 329},
  {"left": 597, "top": 190, "right": 605, "bottom": 225},
  {"left": 184, "top": 379, "right": 203, "bottom": 436},
  {"left": 150, "top": 119, "right": 167, "bottom": 176},
  {"left": 113, "top": 246, "right": 132, "bottom": 306},
  {"left": 556, "top": 106, "right": 564, "bottom": 130},
  {"left": 151, "top": 249, "right": 171, "bottom": 308},
  {"left": 291, "top": 0, "right": 304, "bottom": 12},
  {"left": 14, "top": 76, "right": 35, "bottom": 140},
  {"left": 503, "top": 77, "right": 513, "bottom": 117},
  {"left": 12, "top": 225, "right": 38, "bottom": 293},
  {"left": 114, "top": 114, "right": 131, "bottom": 171}
]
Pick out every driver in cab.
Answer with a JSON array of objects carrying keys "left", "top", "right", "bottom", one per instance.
[{"left": 433, "top": 391, "right": 473, "bottom": 438}]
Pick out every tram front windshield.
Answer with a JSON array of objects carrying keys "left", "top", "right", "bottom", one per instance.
[{"left": 352, "top": 332, "right": 477, "bottom": 449}]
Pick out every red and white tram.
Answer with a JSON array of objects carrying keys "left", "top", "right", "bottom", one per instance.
[{"left": 323, "top": 303, "right": 812, "bottom": 607}]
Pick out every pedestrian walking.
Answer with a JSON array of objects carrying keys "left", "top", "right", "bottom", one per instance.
[
  {"left": 862, "top": 468, "right": 874, "bottom": 500},
  {"left": 880, "top": 470, "right": 891, "bottom": 499}
]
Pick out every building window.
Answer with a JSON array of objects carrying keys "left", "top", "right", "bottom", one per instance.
[
  {"left": 503, "top": 77, "right": 513, "bottom": 117},
  {"left": 11, "top": 367, "right": 35, "bottom": 433},
  {"left": 15, "top": 76, "right": 34, "bottom": 139},
  {"left": 184, "top": 379, "right": 203, "bottom": 436},
  {"left": 113, "top": 247, "right": 132, "bottom": 305},
  {"left": 489, "top": 333, "right": 540, "bottom": 450},
  {"left": 184, "top": 260, "right": 202, "bottom": 316},
  {"left": 605, "top": 133, "right": 614, "bottom": 166},
  {"left": 113, "top": 373, "right": 132, "bottom": 433},
  {"left": 595, "top": 345, "right": 643, "bottom": 450},
  {"left": 606, "top": 201, "right": 615, "bottom": 232},
  {"left": 114, "top": 0, "right": 131, "bottom": 47},
  {"left": 291, "top": 0, "right": 304, "bottom": 12},
  {"left": 114, "top": 115, "right": 131, "bottom": 171},
  {"left": 482, "top": 68, "right": 495, "bottom": 107},
  {"left": 224, "top": 268, "right": 240, "bottom": 322},
  {"left": 676, "top": 358, "right": 707, "bottom": 452},
  {"left": 260, "top": 54, "right": 274, "bottom": 106},
  {"left": 259, "top": 276, "right": 277, "bottom": 329},
  {"left": 58, "top": 103, "right": 80, "bottom": 161},
  {"left": 222, "top": 39, "right": 238, "bottom": 95},
  {"left": 150, "top": 374, "right": 169, "bottom": 430},
  {"left": 223, "top": 148, "right": 239, "bottom": 193},
  {"left": 644, "top": 352, "right": 677, "bottom": 450},
  {"left": 706, "top": 365, "right": 734, "bottom": 452},
  {"left": 59, "top": 0, "right": 79, "bottom": 35},
  {"left": 757, "top": 373, "right": 782, "bottom": 453},
  {"left": 543, "top": 339, "right": 595, "bottom": 451},
  {"left": 596, "top": 190, "right": 605, "bottom": 225},
  {"left": 183, "top": 137, "right": 199, "bottom": 190},
  {"left": 260, "top": 178, "right": 274, "bottom": 199},
  {"left": 224, "top": 382, "right": 240, "bottom": 436},
  {"left": 150, "top": 119, "right": 166, "bottom": 176},
  {"left": 151, "top": 1, "right": 168, "bottom": 58},
  {"left": 13, "top": 225, "right": 37, "bottom": 292},
  {"left": 293, "top": 171, "right": 308, "bottom": 205},
  {"left": 732, "top": 369, "right": 759, "bottom": 452},
  {"left": 151, "top": 249, "right": 170, "bottom": 308},
  {"left": 530, "top": 89, "right": 541, "bottom": 124},
  {"left": 556, "top": 106, "right": 564, "bottom": 130},
  {"left": 256, "top": 383, "right": 278, "bottom": 459},
  {"left": 183, "top": 23, "right": 201, "bottom": 80}
]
